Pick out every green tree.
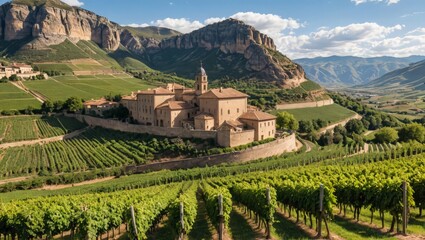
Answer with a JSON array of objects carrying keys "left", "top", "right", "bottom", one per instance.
[
  {"left": 276, "top": 111, "right": 298, "bottom": 131},
  {"left": 298, "top": 120, "right": 314, "bottom": 133},
  {"left": 9, "top": 74, "right": 18, "bottom": 81},
  {"left": 374, "top": 127, "right": 398, "bottom": 143},
  {"left": 65, "top": 97, "right": 83, "bottom": 113},
  {"left": 345, "top": 119, "right": 365, "bottom": 135},
  {"left": 41, "top": 100, "right": 54, "bottom": 113},
  {"left": 398, "top": 123, "right": 425, "bottom": 143}
]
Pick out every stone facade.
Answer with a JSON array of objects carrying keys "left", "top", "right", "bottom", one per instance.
[
  {"left": 119, "top": 65, "right": 278, "bottom": 147},
  {"left": 0, "top": 63, "right": 47, "bottom": 79}
]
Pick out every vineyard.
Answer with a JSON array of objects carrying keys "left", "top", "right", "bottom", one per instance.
[
  {"left": 0, "top": 147, "right": 424, "bottom": 239},
  {"left": 0, "top": 127, "right": 216, "bottom": 177},
  {"left": 0, "top": 115, "right": 85, "bottom": 143}
]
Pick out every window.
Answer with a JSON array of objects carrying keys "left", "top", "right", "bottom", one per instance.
[
  {"left": 237, "top": 108, "right": 239, "bottom": 113},
  {"left": 268, "top": 122, "right": 270, "bottom": 126},
  {"left": 203, "top": 85, "right": 206, "bottom": 90},
  {"left": 197, "top": 85, "right": 200, "bottom": 90},
  {"left": 228, "top": 110, "right": 230, "bottom": 114},
  {"left": 221, "top": 109, "right": 223, "bottom": 115}
]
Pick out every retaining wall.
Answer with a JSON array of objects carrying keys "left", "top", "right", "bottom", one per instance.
[
  {"left": 126, "top": 134, "right": 298, "bottom": 173},
  {"left": 276, "top": 99, "right": 334, "bottom": 110}
]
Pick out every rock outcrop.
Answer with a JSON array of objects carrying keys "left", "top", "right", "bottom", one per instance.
[
  {"left": 155, "top": 19, "right": 306, "bottom": 87},
  {"left": 0, "top": 0, "right": 120, "bottom": 51},
  {"left": 120, "top": 29, "right": 161, "bottom": 55}
]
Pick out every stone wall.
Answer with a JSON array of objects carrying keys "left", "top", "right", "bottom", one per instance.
[
  {"left": 276, "top": 99, "right": 334, "bottom": 110},
  {"left": 217, "top": 129, "right": 255, "bottom": 147},
  {"left": 67, "top": 114, "right": 217, "bottom": 139},
  {"left": 126, "top": 133, "right": 298, "bottom": 173}
]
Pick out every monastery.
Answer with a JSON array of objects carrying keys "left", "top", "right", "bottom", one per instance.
[
  {"left": 0, "top": 63, "right": 46, "bottom": 79},
  {"left": 117, "top": 66, "right": 276, "bottom": 147}
]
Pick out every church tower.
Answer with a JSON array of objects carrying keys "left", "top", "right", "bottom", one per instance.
[{"left": 195, "top": 63, "right": 208, "bottom": 96}]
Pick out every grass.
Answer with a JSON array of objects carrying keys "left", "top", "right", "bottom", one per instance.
[
  {"left": 300, "top": 80, "right": 322, "bottom": 91},
  {"left": 0, "top": 82, "right": 40, "bottom": 110},
  {"left": 271, "top": 104, "right": 356, "bottom": 123},
  {"left": 24, "top": 74, "right": 156, "bottom": 101}
]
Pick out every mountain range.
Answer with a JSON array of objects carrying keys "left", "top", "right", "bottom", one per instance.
[
  {"left": 360, "top": 60, "right": 425, "bottom": 92},
  {"left": 295, "top": 56, "right": 425, "bottom": 88},
  {"left": 0, "top": 0, "right": 306, "bottom": 88}
]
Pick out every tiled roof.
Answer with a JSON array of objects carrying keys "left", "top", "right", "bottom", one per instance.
[
  {"left": 137, "top": 87, "right": 174, "bottom": 95},
  {"left": 84, "top": 98, "right": 118, "bottom": 106},
  {"left": 157, "top": 101, "right": 195, "bottom": 110},
  {"left": 166, "top": 83, "right": 186, "bottom": 90},
  {"left": 239, "top": 111, "right": 277, "bottom": 121},
  {"left": 198, "top": 88, "right": 248, "bottom": 99}
]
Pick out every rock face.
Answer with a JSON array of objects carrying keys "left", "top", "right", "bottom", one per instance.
[
  {"left": 0, "top": 1, "right": 120, "bottom": 50},
  {"left": 120, "top": 29, "right": 161, "bottom": 55},
  {"left": 139, "top": 19, "right": 305, "bottom": 87}
]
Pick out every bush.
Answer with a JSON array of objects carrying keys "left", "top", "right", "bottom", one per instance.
[
  {"left": 398, "top": 123, "right": 425, "bottom": 143},
  {"left": 374, "top": 127, "right": 398, "bottom": 143}
]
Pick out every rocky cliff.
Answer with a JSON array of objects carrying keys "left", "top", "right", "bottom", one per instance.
[
  {"left": 0, "top": 0, "right": 120, "bottom": 50},
  {"left": 137, "top": 19, "right": 306, "bottom": 87}
]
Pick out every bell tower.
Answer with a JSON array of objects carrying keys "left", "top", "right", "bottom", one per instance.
[{"left": 195, "top": 62, "right": 208, "bottom": 96}]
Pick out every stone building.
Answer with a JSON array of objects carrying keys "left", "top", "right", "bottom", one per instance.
[
  {"left": 121, "top": 65, "right": 277, "bottom": 147},
  {"left": 0, "top": 63, "right": 47, "bottom": 79},
  {"left": 83, "top": 98, "right": 119, "bottom": 116}
]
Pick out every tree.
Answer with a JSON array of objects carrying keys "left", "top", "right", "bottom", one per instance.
[
  {"left": 53, "top": 100, "right": 64, "bottom": 112},
  {"left": 318, "top": 130, "right": 333, "bottom": 146},
  {"left": 41, "top": 100, "right": 54, "bottom": 113},
  {"left": 398, "top": 123, "right": 425, "bottom": 143},
  {"left": 374, "top": 127, "right": 398, "bottom": 143},
  {"left": 276, "top": 111, "right": 298, "bottom": 131},
  {"left": 298, "top": 120, "right": 314, "bottom": 133},
  {"left": 9, "top": 74, "right": 18, "bottom": 81},
  {"left": 64, "top": 97, "right": 83, "bottom": 113},
  {"left": 345, "top": 119, "right": 365, "bottom": 135}
]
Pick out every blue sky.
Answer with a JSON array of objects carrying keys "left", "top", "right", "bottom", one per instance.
[{"left": 3, "top": 0, "right": 425, "bottom": 58}]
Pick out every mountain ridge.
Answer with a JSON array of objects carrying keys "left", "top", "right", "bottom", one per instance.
[
  {"left": 0, "top": 0, "right": 307, "bottom": 89},
  {"left": 295, "top": 55, "right": 425, "bottom": 87}
]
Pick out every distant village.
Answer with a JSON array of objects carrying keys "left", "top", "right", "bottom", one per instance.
[{"left": 83, "top": 65, "right": 277, "bottom": 147}]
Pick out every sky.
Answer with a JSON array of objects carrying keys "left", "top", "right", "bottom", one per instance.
[{"left": 3, "top": 0, "right": 425, "bottom": 59}]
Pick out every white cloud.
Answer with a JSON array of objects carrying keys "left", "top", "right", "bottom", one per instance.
[
  {"left": 126, "top": 23, "right": 150, "bottom": 28},
  {"left": 351, "top": 0, "right": 400, "bottom": 5},
  {"left": 277, "top": 23, "right": 425, "bottom": 59},
  {"left": 62, "top": 0, "right": 84, "bottom": 7},
  {"left": 150, "top": 18, "right": 204, "bottom": 33},
  {"left": 204, "top": 17, "right": 226, "bottom": 25}
]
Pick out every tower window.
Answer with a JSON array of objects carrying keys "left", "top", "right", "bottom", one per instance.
[
  {"left": 228, "top": 110, "right": 230, "bottom": 114},
  {"left": 203, "top": 85, "right": 206, "bottom": 90}
]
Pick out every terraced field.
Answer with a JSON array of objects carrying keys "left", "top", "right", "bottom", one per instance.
[
  {"left": 24, "top": 74, "right": 156, "bottom": 101},
  {"left": 272, "top": 104, "right": 356, "bottom": 123},
  {"left": 0, "top": 82, "right": 41, "bottom": 110}
]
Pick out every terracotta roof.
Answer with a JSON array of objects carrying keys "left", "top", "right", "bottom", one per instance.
[
  {"left": 166, "top": 83, "right": 186, "bottom": 90},
  {"left": 84, "top": 98, "right": 118, "bottom": 106},
  {"left": 239, "top": 111, "right": 277, "bottom": 121},
  {"left": 194, "top": 113, "right": 214, "bottom": 120},
  {"left": 183, "top": 90, "right": 196, "bottom": 95},
  {"left": 157, "top": 101, "right": 195, "bottom": 110},
  {"left": 121, "top": 95, "right": 136, "bottom": 100},
  {"left": 218, "top": 120, "right": 242, "bottom": 131},
  {"left": 226, "top": 119, "right": 243, "bottom": 128},
  {"left": 198, "top": 88, "right": 248, "bottom": 99},
  {"left": 137, "top": 87, "right": 174, "bottom": 95}
]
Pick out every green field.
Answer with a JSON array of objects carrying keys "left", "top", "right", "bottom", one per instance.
[
  {"left": 24, "top": 74, "right": 156, "bottom": 101},
  {"left": 0, "top": 115, "right": 85, "bottom": 143},
  {"left": 0, "top": 82, "right": 40, "bottom": 111},
  {"left": 272, "top": 104, "right": 356, "bottom": 123}
]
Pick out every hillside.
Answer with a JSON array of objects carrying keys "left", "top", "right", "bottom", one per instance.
[
  {"left": 361, "top": 60, "right": 425, "bottom": 92},
  {"left": 295, "top": 56, "right": 425, "bottom": 87}
]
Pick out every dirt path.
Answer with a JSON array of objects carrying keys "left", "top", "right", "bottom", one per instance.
[
  {"left": 0, "top": 176, "right": 31, "bottom": 185},
  {"left": 276, "top": 208, "right": 344, "bottom": 240},
  {"left": 232, "top": 205, "right": 272, "bottom": 240},
  {"left": 38, "top": 176, "right": 116, "bottom": 190},
  {"left": 300, "top": 138, "right": 315, "bottom": 152},
  {"left": 10, "top": 81, "right": 46, "bottom": 103},
  {"left": 0, "top": 127, "right": 88, "bottom": 149}
]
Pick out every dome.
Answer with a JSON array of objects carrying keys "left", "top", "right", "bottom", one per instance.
[{"left": 197, "top": 64, "right": 207, "bottom": 76}]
